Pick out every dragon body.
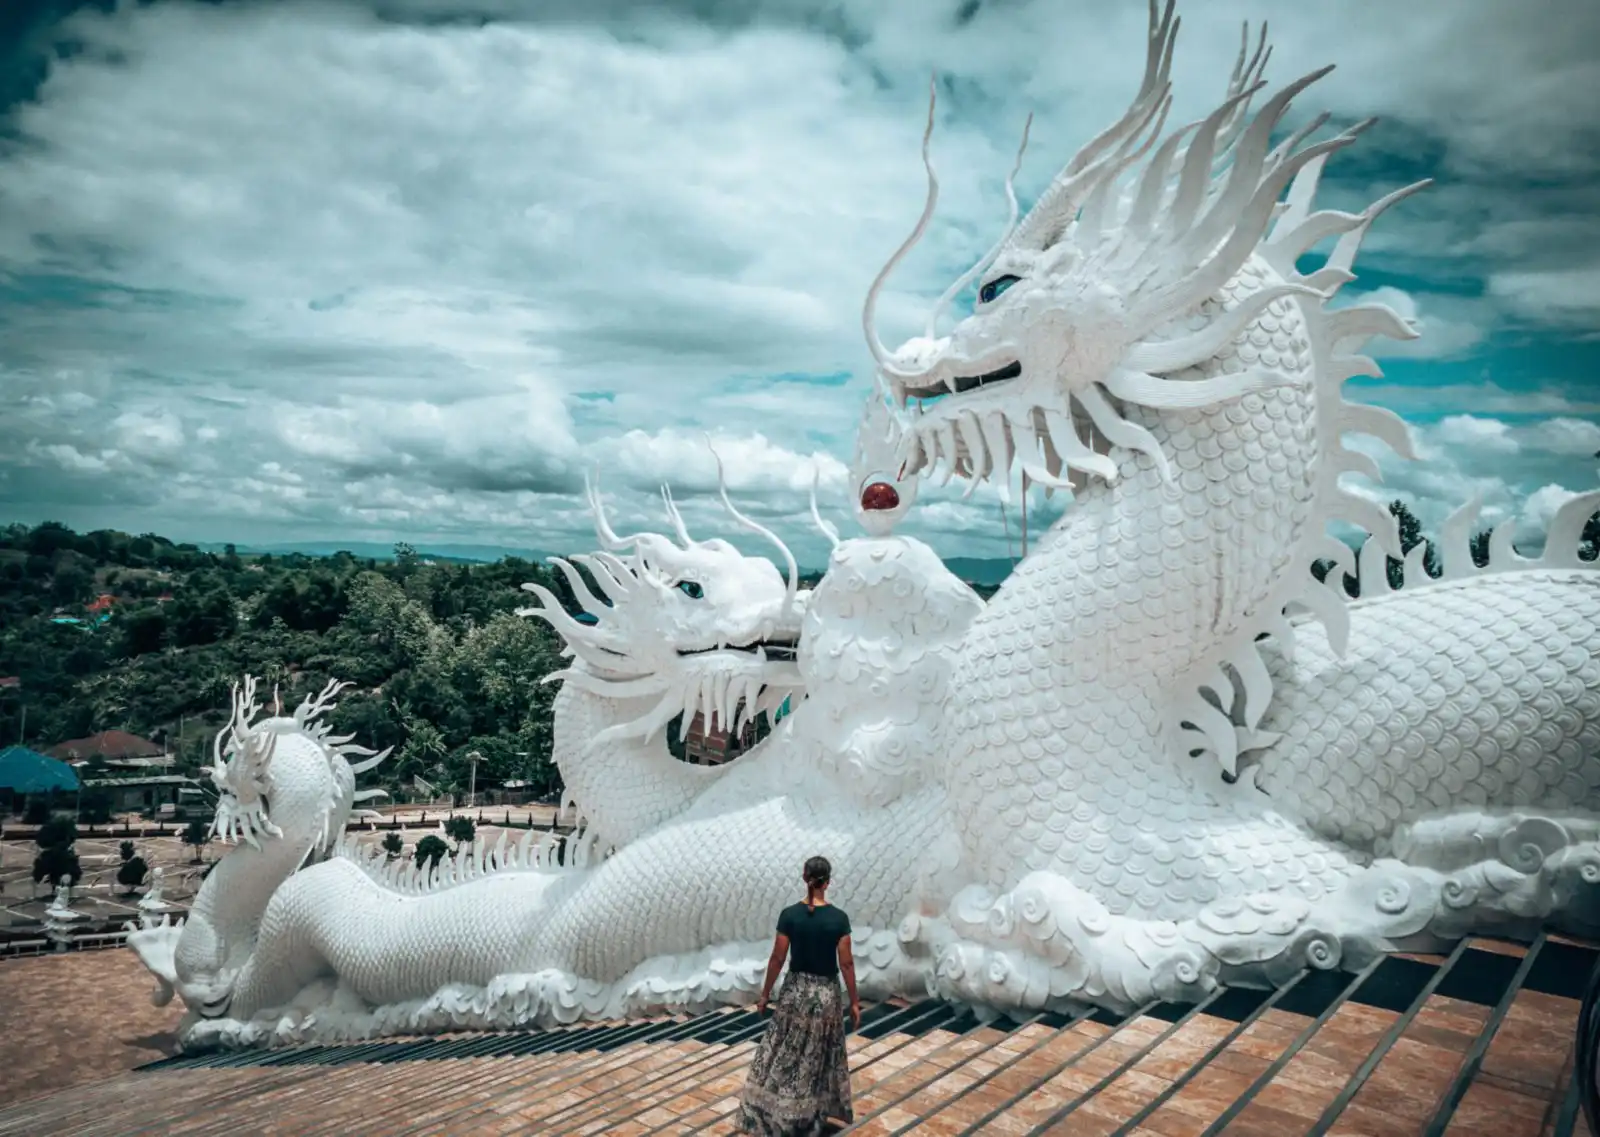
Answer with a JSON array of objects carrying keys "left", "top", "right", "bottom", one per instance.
[
  {"left": 862, "top": 3, "right": 1600, "bottom": 1008},
  {"left": 131, "top": 475, "right": 982, "bottom": 1048},
  {"left": 128, "top": 2, "right": 1600, "bottom": 1047}
]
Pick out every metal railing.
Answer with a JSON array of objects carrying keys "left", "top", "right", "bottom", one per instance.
[{"left": 0, "top": 927, "right": 133, "bottom": 959}]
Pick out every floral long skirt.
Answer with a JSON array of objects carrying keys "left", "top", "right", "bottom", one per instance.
[{"left": 738, "top": 972, "right": 853, "bottom": 1135}]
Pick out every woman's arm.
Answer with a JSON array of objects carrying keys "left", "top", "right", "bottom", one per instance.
[
  {"left": 757, "top": 934, "right": 789, "bottom": 1013},
  {"left": 838, "top": 936, "right": 860, "bottom": 1029}
]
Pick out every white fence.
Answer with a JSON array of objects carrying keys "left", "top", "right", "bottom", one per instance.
[{"left": 1, "top": 927, "right": 132, "bottom": 959}]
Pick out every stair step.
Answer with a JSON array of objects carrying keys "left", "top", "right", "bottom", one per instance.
[{"left": 2, "top": 936, "right": 1596, "bottom": 1135}]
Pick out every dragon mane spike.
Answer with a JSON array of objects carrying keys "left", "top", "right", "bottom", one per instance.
[
  {"left": 1011, "top": 0, "right": 1178, "bottom": 250},
  {"left": 1210, "top": 21, "right": 1272, "bottom": 171},
  {"left": 549, "top": 555, "right": 614, "bottom": 618},
  {"left": 294, "top": 678, "right": 349, "bottom": 728}
]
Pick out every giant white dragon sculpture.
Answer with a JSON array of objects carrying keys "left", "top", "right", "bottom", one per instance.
[{"left": 127, "top": 2, "right": 1600, "bottom": 1048}]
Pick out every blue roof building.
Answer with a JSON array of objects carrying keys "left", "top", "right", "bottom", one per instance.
[{"left": 0, "top": 745, "right": 81, "bottom": 794}]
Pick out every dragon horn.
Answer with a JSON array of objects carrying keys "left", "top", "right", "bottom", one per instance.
[
  {"left": 809, "top": 464, "right": 841, "bottom": 549},
  {"left": 925, "top": 110, "right": 1033, "bottom": 339},
  {"left": 705, "top": 435, "right": 799, "bottom": 610},
  {"left": 586, "top": 469, "right": 647, "bottom": 552},
  {"left": 661, "top": 484, "right": 695, "bottom": 548},
  {"left": 863, "top": 74, "right": 940, "bottom": 380}
]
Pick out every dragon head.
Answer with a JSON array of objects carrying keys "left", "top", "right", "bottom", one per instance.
[
  {"left": 128, "top": 675, "right": 390, "bottom": 1019},
  {"left": 202, "top": 676, "right": 393, "bottom": 852},
  {"left": 864, "top": 2, "right": 1368, "bottom": 496},
  {"left": 521, "top": 455, "right": 806, "bottom": 744}
]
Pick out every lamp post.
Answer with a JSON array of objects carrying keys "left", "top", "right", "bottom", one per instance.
[{"left": 466, "top": 751, "right": 482, "bottom": 810}]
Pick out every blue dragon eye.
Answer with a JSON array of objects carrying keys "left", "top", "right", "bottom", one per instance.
[
  {"left": 978, "top": 274, "right": 1021, "bottom": 305},
  {"left": 677, "top": 580, "right": 704, "bottom": 599}
]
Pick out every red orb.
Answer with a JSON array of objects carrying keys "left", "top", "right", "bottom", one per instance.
[{"left": 860, "top": 482, "right": 900, "bottom": 512}]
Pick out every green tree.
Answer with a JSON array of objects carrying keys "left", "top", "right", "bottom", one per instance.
[
  {"left": 443, "top": 815, "right": 476, "bottom": 847},
  {"left": 32, "top": 814, "right": 80, "bottom": 889},
  {"left": 1470, "top": 530, "right": 1492, "bottom": 568},
  {"left": 182, "top": 818, "right": 212, "bottom": 863},
  {"left": 33, "top": 844, "right": 81, "bottom": 888},
  {"left": 80, "top": 788, "right": 113, "bottom": 825},
  {"left": 117, "top": 852, "right": 150, "bottom": 894},
  {"left": 51, "top": 563, "right": 94, "bottom": 606},
  {"left": 27, "top": 521, "right": 77, "bottom": 557},
  {"left": 35, "top": 816, "right": 77, "bottom": 852},
  {"left": 170, "top": 585, "right": 237, "bottom": 647},
  {"left": 120, "top": 607, "right": 169, "bottom": 656},
  {"left": 381, "top": 832, "right": 403, "bottom": 859},
  {"left": 413, "top": 834, "right": 449, "bottom": 872},
  {"left": 1386, "top": 500, "right": 1440, "bottom": 589},
  {"left": 0, "top": 519, "right": 571, "bottom": 815}
]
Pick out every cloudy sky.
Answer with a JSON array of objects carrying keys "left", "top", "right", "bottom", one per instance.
[{"left": 1, "top": 0, "right": 1597, "bottom": 567}]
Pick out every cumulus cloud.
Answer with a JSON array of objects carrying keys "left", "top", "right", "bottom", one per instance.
[
  {"left": 1338, "top": 287, "right": 1488, "bottom": 360},
  {"left": 1431, "top": 414, "right": 1519, "bottom": 455},
  {"left": 1489, "top": 267, "right": 1600, "bottom": 326},
  {"left": 0, "top": 0, "right": 1595, "bottom": 561},
  {"left": 1340, "top": 407, "right": 1599, "bottom": 557}
]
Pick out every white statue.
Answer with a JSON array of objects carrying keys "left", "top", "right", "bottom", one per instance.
[
  {"left": 125, "top": 1, "right": 1600, "bottom": 1049},
  {"left": 864, "top": 2, "right": 1600, "bottom": 1005},
  {"left": 524, "top": 469, "right": 808, "bottom": 851},
  {"left": 43, "top": 883, "right": 86, "bottom": 954},
  {"left": 138, "top": 866, "right": 169, "bottom": 914},
  {"left": 45, "top": 883, "right": 76, "bottom": 920}
]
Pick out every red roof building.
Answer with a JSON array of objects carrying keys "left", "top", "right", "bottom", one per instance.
[
  {"left": 47, "top": 730, "right": 164, "bottom": 763},
  {"left": 682, "top": 715, "right": 761, "bottom": 766}
]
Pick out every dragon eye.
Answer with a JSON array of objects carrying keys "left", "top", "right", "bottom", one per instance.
[
  {"left": 978, "top": 274, "right": 1021, "bottom": 305},
  {"left": 676, "top": 580, "right": 704, "bottom": 599}
]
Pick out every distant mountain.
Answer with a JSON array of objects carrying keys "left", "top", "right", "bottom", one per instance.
[
  {"left": 196, "top": 541, "right": 545, "bottom": 564},
  {"left": 942, "top": 556, "right": 1018, "bottom": 587},
  {"left": 194, "top": 542, "right": 1020, "bottom": 584}
]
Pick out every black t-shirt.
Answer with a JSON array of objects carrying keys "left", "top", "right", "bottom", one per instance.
[{"left": 778, "top": 902, "right": 852, "bottom": 979}]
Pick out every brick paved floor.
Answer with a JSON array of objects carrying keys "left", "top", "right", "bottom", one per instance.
[{"left": 0, "top": 948, "right": 182, "bottom": 1107}]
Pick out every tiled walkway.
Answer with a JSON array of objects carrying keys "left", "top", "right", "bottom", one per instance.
[
  {"left": 0, "top": 950, "right": 181, "bottom": 1106},
  {"left": 0, "top": 936, "right": 1593, "bottom": 1135}
]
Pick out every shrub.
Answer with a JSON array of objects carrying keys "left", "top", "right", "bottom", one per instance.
[
  {"left": 381, "top": 832, "right": 403, "bottom": 859},
  {"left": 181, "top": 818, "right": 212, "bottom": 862},
  {"left": 33, "top": 844, "right": 81, "bottom": 888},
  {"left": 35, "top": 816, "right": 77, "bottom": 851},
  {"left": 120, "top": 839, "right": 136, "bottom": 861},
  {"left": 117, "top": 855, "right": 149, "bottom": 893},
  {"left": 443, "top": 815, "right": 476, "bottom": 847},
  {"left": 80, "top": 790, "right": 113, "bottom": 825},
  {"left": 413, "top": 834, "right": 449, "bottom": 872},
  {"left": 23, "top": 797, "right": 51, "bottom": 826}
]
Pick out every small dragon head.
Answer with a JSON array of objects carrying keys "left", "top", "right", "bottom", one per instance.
[
  {"left": 202, "top": 675, "right": 392, "bottom": 852},
  {"left": 863, "top": 2, "right": 1361, "bottom": 495},
  {"left": 521, "top": 453, "right": 806, "bottom": 744}
]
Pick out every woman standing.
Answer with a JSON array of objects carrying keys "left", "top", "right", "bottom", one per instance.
[{"left": 738, "top": 855, "right": 860, "bottom": 1135}]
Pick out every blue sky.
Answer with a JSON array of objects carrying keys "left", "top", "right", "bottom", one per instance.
[{"left": 0, "top": 0, "right": 1596, "bottom": 564}]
